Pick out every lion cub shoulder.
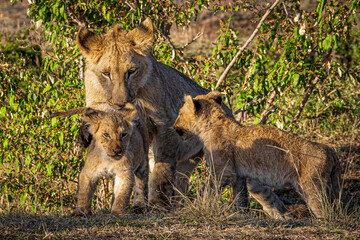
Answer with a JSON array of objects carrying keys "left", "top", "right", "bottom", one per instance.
[{"left": 174, "top": 91, "right": 342, "bottom": 219}]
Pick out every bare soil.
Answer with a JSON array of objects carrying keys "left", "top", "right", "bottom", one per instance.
[{"left": 1, "top": 211, "right": 359, "bottom": 239}]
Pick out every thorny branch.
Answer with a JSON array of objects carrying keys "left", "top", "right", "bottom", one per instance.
[{"left": 215, "top": 0, "right": 281, "bottom": 89}]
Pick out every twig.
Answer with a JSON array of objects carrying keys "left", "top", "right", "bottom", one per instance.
[
  {"left": 67, "top": 9, "right": 88, "bottom": 28},
  {"left": 259, "top": 106, "right": 278, "bottom": 124},
  {"left": 233, "top": 95, "right": 260, "bottom": 115},
  {"left": 79, "top": 55, "right": 84, "bottom": 81},
  {"left": 282, "top": 1, "right": 295, "bottom": 26},
  {"left": 287, "top": 74, "right": 322, "bottom": 131},
  {"left": 259, "top": 90, "right": 277, "bottom": 124},
  {"left": 181, "top": 32, "right": 203, "bottom": 50},
  {"left": 215, "top": 0, "right": 281, "bottom": 89},
  {"left": 287, "top": 41, "right": 334, "bottom": 131}
]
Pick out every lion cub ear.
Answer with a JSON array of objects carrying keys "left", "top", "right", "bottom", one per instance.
[
  {"left": 83, "top": 108, "right": 103, "bottom": 125},
  {"left": 76, "top": 28, "right": 103, "bottom": 62},
  {"left": 207, "top": 91, "right": 223, "bottom": 105},
  {"left": 184, "top": 95, "right": 202, "bottom": 114},
  {"left": 127, "top": 18, "right": 154, "bottom": 55},
  {"left": 121, "top": 103, "right": 137, "bottom": 122}
]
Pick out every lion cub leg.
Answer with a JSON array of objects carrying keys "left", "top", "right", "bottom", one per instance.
[
  {"left": 247, "top": 178, "right": 292, "bottom": 220},
  {"left": 298, "top": 177, "right": 325, "bottom": 218},
  {"left": 132, "top": 158, "right": 149, "bottom": 212},
  {"left": 74, "top": 165, "right": 100, "bottom": 216},
  {"left": 233, "top": 176, "right": 249, "bottom": 210},
  {"left": 111, "top": 167, "right": 135, "bottom": 216},
  {"left": 148, "top": 128, "right": 180, "bottom": 208}
]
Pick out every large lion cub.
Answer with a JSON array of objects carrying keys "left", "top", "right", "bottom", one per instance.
[
  {"left": 51, "top": 104, "right": 149, "bottom": 216},
  {"left": 173, "top": 91, "right": 342, "bottom": 219}
]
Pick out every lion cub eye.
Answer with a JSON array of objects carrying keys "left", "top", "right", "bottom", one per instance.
[
  {"left": 126, "top": 68, "right": 137, "bottom": 79},
  {"left": 102, "top": 72, "right": 111, "bottom": 78},
  {"left": 103, "top": 133, "right": 111, "bottom": 139},
  {"left": 120, "top": 132, "right": 128, "bottom": 139}
]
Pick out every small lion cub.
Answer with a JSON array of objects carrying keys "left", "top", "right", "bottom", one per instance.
[
  {"left": 51, "top": 104, "right": 149, "bottom": 216},
  {"left": 174, "top": 91, "right": 342, "bottom": 219}
]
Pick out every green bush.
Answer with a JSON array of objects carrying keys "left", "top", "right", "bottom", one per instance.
[{"left": 0, "top": 0, "right": 359, "bottom": 213}]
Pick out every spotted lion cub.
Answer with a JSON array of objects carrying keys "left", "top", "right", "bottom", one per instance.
[
  {"left": 51, "top": 104, "right": 149, "bottom": 216},
  {"left": 173, "top": 91, "right": 342, "bottom": 219}
]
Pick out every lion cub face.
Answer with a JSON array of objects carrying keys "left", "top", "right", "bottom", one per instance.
[
  {"left": 174, "top": 92, "right": 223, "bottom": 136},
  {"left": 76, "top": 18, "right": 154, "bottom": 108},
  {"left": 83, "top": 107, "right": 136, "bottom": 160}
]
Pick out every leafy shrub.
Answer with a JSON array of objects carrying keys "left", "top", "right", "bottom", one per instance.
[{"left": 0, "top": 0, "right": 359, "bottom": 213}]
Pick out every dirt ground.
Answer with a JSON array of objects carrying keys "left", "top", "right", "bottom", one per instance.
[{"left": 1, "top": 211, "right": 359, "bottom": 239}]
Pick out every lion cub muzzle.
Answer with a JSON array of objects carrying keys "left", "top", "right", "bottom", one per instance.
[{"left": 110, "top": 146, "right": 125, "bottom": 160}]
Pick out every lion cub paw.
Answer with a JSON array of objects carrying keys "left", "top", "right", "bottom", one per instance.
[
  {"left": 71, "top": 207, "right": 91, "bottom": 217},
  {"left": 111, "top": 209, "right": 129, "bottom": 217},
  {"left": 130, "top": 204, "right": 148, "bottom": 214}
]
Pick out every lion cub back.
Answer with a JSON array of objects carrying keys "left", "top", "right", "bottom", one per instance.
[{"left": 174, "top": 91, "right": 342, "bottom": 219}]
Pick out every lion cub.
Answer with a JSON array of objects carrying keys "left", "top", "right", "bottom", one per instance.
[
  {"left": 173, "top": 91, "right": 342, "bottom": 219},
  {"left": 51, "top": 104, "right": 149, "bottom": 216}
]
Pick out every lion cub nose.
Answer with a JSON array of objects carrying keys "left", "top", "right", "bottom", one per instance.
[{"left": 113, "top": 149, "right": 122, "bottom": 155}]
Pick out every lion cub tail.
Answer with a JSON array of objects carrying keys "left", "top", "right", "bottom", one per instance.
[{"left": 50, "top": 107, "right": 88, "bottom": 118}]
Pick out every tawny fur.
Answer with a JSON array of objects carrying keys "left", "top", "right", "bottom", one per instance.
[
  {"left": 173, "top": 91, "right": 342, "bottom": 219},
  {"left": 51, "top": 104, "right": 149, "bottom": 216},
  {"left": 75, "top": 18, "right": 248, "bottom": 207}
]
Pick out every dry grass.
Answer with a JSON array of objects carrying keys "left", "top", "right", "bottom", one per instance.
[
  {"left": 2, "top": 145, "right": 358, "bottom": 239},
  {"left": 1, "top": 208, "right": 359, "bottom": 239}
]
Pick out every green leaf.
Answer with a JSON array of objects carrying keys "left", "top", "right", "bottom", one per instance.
[
  {"left": 333, "top": 35, "right": 338, "bottom": 49},
  {"left": 59, "top": 132, "right": 64, "bottom": 145},
  {"left": 323, "top": 35, "right": 333, "bottom": 50},
  {"left": 42, "top": 85, "right": 52, "bottom": 95},
  {"left": 0, "top": 107, "right": 6, "bottom": 117},
  {"left": 350, "top": 0, "right": 357, "bottom": 12},
  {"left": 293, "top": 73, "right": 300, "bottom": 87},
  {"left": 60, "top": 5, "right": 64, "bottom": 17},
  {"left": 294, "top": 26, "right": 299, "bottom": 40},
  {"left": 3, "top": 139, "right": 9, "bottom": 150},
  {"left": 25, "top": 154, "right": 31, "bottom": 166}
]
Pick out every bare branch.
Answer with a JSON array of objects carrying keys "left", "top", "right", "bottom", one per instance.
[
  {"left": 215, "top": 0, "right": 281, "bottom": 89},
  {"left": 67, "top": 9, "right": 88, "bottom": 28},
  {"left": 259, "top": 90, "right": 277, "bottom": 124},
  {"left": 282, "top": 1, "right": 295, "bottom": 26},
  {"left": 286, "top": 75, "right": 322, "bottom": 131},
  {"left": 234, "top": 95, "right": 261, "bottom": 122},
  {"left": 234, "top": 95, "right": 261, "bottom": 115},
  {"left": 259, "top": 106, "right": 278, "bottom": 124},
  {"left": 287, "top": 41, "right": 334, "bottom": 131},
  {"left": 181, "top": 32, "right": 203, "bottom": 50}
]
